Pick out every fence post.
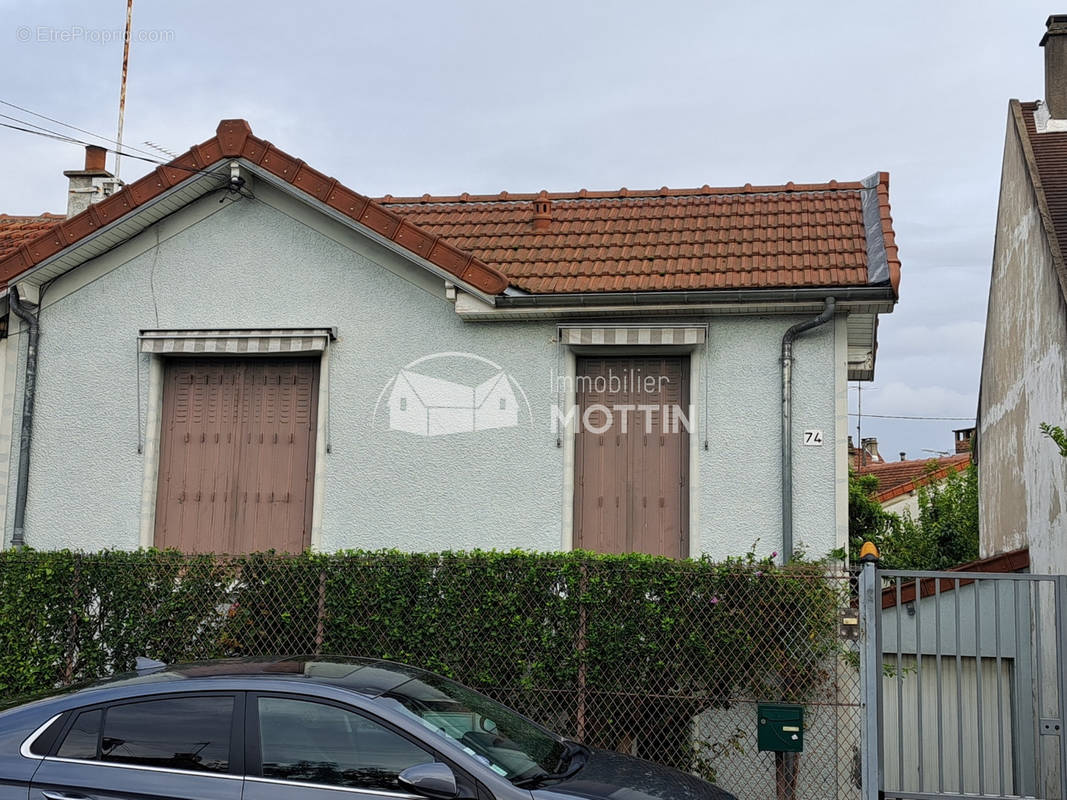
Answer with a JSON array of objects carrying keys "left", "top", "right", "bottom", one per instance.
[
  {"left": 314, "top": 568, "right": 326, "bottom": 656},
  {"left": 1056, "top": 575, "right": 1067, "bottom": 799},
  {"left": 62, "top": 554, "right": 82, "bottom": 685},
  {"left": 858, "top": 542, "right": 881, "bottom": 800},
  {"left": 575, "top": 561, "right": 588, "bottom": 743}
]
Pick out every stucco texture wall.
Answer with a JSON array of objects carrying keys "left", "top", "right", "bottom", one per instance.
[
  {"left": 979, "top": 110, "right": 1067, "bottom": 574},
  {"left": 699, "top": 316, "right": 839, "bottom": 559},
  {"left": 8, "top": 183, "right": 845, "bottom": 559}
]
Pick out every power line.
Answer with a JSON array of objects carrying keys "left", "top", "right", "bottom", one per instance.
[
  {"left": 0, "top": 98, "right": 160, "bottom": 160},
  {"left": 0, "top": 111, "right": 81, "bottom": 142},
  {"left": 0, "top": 116, "right": 227, "bottom": 179},
  {"left": 0, "top": 116, "right": 162, "bottom": 165},
  {"left": 0, "top": 121, "right": 84, "bottom": 146},
  {"left": 847, "top": 413, "right": 975, "bottom": 421}
]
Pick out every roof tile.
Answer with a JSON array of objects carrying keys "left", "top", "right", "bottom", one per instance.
[
  {"left": 857, "top": 454, "right": 972, "bottom": 503},
  {"left": 0, "top": 120, "right": 900, "bottom": 299},
  {"left": 0, "top": 121, "right": 508, "bottom": 296},
  {"left": 0, "top": 214, "right": 64, "bottom": 260},
  {"left": 1018, "top": 101, "right": 1067, "bottom": 304},
  {"left": 380, "top": 181, "right": 895, "bottom": 294}
]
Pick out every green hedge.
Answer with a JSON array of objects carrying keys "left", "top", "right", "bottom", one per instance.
[{"left": 0, "top": 548, "right": 843, "bottom": 771}]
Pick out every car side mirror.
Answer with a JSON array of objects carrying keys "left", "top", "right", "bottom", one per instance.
[{"left": 398, "top": 763, "right": 459, "bottom": 799}]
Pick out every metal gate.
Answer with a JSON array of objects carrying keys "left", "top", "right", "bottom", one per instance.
[{"left": 859, "top": 557, "right": 1067, "bottom": 799}]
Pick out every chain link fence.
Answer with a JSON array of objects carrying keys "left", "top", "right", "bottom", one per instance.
[{"left": 0, "top": 550, "right": 863, "bottom": 799}]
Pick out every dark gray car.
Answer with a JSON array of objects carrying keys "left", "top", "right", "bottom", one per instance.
[{"left": 0, "top": 656, "right": 735, "bottom": 800}]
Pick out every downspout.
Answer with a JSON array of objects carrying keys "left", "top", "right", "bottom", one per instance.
[
  {"left": 780, "top": 296, "right": 836, "bottom": 563},
  {"left": 8, "top": 286, "right": 39, "bottom": 548}
]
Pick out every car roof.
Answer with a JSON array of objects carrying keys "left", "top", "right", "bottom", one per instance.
[{"left": 71, "top": 656, "right": 434, "bottom": 699}]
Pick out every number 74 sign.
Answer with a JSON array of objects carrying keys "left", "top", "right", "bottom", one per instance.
[{"left": 803, "top": 430, "right": 824, "bottom": 446}]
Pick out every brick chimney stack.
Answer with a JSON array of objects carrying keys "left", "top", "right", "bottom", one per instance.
[
  {"left": 64, "top": 145, "right": 118, "bottom": 218},
  {"left": 861, "top": 437, "right": 882, "bottom": 464},
  {"left": 953, "top": 427, "right": 976, "bottom": 454},
  {"left": 1042, "top": 15, "right": 1067, "bottom": 119}
]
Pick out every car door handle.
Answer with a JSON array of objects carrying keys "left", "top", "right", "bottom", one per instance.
[{"left": 41, "top": 792, "right": 93, "bottom": 800}]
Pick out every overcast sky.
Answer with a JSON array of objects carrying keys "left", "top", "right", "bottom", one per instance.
[{"left": 0, "top": 1, "right": 1053, "bottom": 460}]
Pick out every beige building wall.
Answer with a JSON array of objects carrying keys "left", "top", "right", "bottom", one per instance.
[{"left": 978, "top": 105, "right": 1067, "bottom": 575}]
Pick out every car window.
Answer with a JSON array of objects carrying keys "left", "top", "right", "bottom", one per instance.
[
  {"left": 375, "top": 674, "right": 565, "bottom": 782},
  {"left": 56, "top": 708, "right": 102, "bottom": 760},
  {"left": 257, "top": 696, "right": 433, "bottom": 791},
  {"left": 101, "top": 697, "right": 232, "bottom": 772},
  {"left": 53, "top": 696, "right": 233, "bottom": 773}
]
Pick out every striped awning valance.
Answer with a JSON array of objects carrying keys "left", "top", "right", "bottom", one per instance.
[
  {"left": 560, "top": 326, "right": 706, "bottom": 346},
  {"left": 139, "top": 328, "right": 335, "bottom": 355}
]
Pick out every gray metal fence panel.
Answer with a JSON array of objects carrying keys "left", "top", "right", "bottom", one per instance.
[{"left": 861, "top": 563, "right": 1067, "bottom": 800}]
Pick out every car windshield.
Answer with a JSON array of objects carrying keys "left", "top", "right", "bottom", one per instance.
[{"left": 374, "top": 672, "right": 567, "bottom": 783}]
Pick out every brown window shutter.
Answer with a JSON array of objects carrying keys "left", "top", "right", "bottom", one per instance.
[{"left": 154, "top": 357, "right": 319, "bottom": 554}]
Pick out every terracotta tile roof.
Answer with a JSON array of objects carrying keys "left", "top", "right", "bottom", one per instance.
[
  {"left": 0, "top": 121, "right": 508, "bottom": 296},
  {"left": 1016, "top": 100, "right": 1067, "bottom": 304},
  {"left": 0, "top": 214, "right": 64, "bottom": 259},
  {"left": 881, "top": 547, "right": 1029, "bottom": 609},
  {"left": 378, "top": 179, "right": 901, "bottom": 295},
  {"left": 857, "top": 453, "right": 972, "bottom": 503},
  {"left": 0, "top": 120, "right": 902, "bottom": 299}
]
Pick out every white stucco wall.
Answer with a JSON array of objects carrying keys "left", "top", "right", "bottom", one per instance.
[
  {"left": 979, "top": 106, "right": 1067, "bottom": 574},
  {"left": 4, "top": 180, "right": 847, "bottom": 559},
  {"left": 881, "top": 491, "right": 920, "bottom": 520}
]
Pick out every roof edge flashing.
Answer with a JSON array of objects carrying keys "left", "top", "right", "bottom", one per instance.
[
  {"left": 860, "top": 174, "right": 890, "bottom": 286},
  {"left": 493, "top": 285, "right": 895, "bottom": 309}
]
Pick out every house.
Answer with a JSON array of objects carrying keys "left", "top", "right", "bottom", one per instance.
[
  {"left": 0, "top": 120, "right": 900, "bottom": 557},
  {"left": 857, "top": 447, "right": 972, "bottom": 519},
  {"left": 849, "top": 435, "right": 885, "bottom": 469},
  {"left": 977, "top": 15, "right": 1067, "bottom": 575}
]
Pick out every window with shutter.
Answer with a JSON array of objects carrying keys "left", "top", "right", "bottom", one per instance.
[
  {"left": 573, "top": 356, "right": 689, "bottom": 558},
  {"left": 154, "top": 357, "right": 319, "bottom": 553}
]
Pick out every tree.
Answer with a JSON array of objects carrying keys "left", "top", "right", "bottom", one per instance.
[
  {"left": 847, "top": 470, "right": 897, "bottom": 564},
  {"left": 847, "top": 464, "right": 979, "bottom": 570},
  {"left": 1041, "top": 422, "right": 1067, "bottom": 458}
]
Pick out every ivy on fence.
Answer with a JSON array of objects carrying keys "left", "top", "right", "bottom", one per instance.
[{"left": 0, "top": 548, "right": 844, "bottom": 776}]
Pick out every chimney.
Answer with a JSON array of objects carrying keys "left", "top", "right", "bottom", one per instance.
[
  {"left": 1042, "top": 15, "right": 1067, "bottom": 119},
  {"left": 861, "top": 437, "right": 882, "bottom": 464},
  {"left": 532, "top": 191, "right": 552, "bottom": 231},
  {"left": 899, "top": 452, "right": 906, "bottom": 461},
  {"left": 953, "top": 426, "right": 976, "bottom": 454},
  {"left": 64, "top": 145, "right": 118, "bottom": 218}
]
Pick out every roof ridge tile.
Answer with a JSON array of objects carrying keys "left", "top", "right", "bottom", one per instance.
[{"left": 0, "top": 119, "right": 508, "bottom": 296}]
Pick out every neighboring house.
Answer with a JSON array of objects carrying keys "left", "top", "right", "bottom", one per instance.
[
  {"left": 0, "top": 213, "right": 63, "bottom": 263},
  {"left": 0, "top": 120, "right": 900, "bottom": 557},
  {"left": 858, "top": 450, "right": 972, "bottom": 519},
  {"left": 978, "top": 15, "right": 1067, "bottom": 575}
]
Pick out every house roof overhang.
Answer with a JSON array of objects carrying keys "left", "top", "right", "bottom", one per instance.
[
  {"left": 0, "top": 120, "right": 510, "bottom": 302},
  {"left": 0, "top": 120, "right": 895, "bottom": 381}
]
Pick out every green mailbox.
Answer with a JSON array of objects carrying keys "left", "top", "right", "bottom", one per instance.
[{"left": 757, "top": 703, "right": 804, "bottom": 753}]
